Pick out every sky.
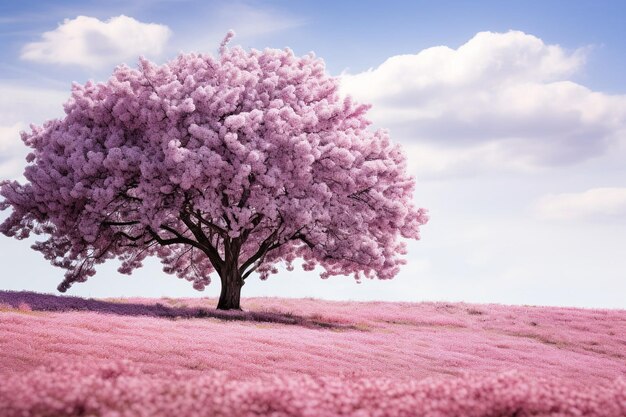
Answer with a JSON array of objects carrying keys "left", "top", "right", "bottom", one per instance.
[{"left": 0, "top": 0, "right": 625, "bottom": 308}]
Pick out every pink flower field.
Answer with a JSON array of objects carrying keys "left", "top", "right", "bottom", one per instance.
[{"left": 0, "top": 291, "right": 625, "bottom": 417}]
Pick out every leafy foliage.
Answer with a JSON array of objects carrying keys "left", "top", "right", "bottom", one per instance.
[{"left": 0, "top": 33, "right": 427, "bottom": 295}]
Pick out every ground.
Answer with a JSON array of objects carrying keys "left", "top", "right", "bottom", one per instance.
[{"left": 0, "top": 291, "right": 624, "bottom": 416}]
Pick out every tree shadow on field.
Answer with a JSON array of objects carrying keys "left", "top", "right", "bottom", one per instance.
[{"left": 0, "top": 291, "right": 359, "bottom": 331}]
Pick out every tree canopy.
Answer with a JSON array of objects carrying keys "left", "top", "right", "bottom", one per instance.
[{"left": 0, "top": 33, "right": 428, "bottom": 309}]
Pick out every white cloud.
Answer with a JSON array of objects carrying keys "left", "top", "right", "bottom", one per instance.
[
  {"left": 0, "top": 84, "right": 67, "bottom": 125},
  {"left": 533, "top": 187, "right": 626, "bottom": 220},
  {"left": 0, "top": 84, "right": 67, "bottom": 180},
  {"left": 340, "top": 31, "right": 626, "bottom": 178},
  {"left": 0, "top": 122, "right": 26, "bottom": 179},
  {"left": 21, "top": 15, "right": 171, "bottom": 69},
  {"left": 402, "top": 141, "right": 542, "bottom": 179},
  {"left": 0, "top": 123, "right": 23, "bottom": 152}
]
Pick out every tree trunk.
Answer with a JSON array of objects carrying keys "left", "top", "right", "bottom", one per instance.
[{"left": 217, "top": 265, "right": 244, "bottom": 310}]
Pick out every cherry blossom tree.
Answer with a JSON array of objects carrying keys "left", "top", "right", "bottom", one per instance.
[{"left": 0, "top": 33, "right": 428, "bottom": 310}]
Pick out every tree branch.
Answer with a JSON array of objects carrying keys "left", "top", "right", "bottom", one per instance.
[
  {"left": 103, "top": 220, "right": 141, "bottom": 227},
  {"left": 115, "top": 231, "right": 145, "bottom": 242},
  {"left": 240, "top": 212, "right": 264, "bottom": 243},
  {"left": 179, "top": 212, "right": 224, "bottom": 274},
  {"left": 239, "top": 225, "right": 281, "bottom": 276},
  {"left": 190, "top": 210, "right": 227, "bottom": 236},
  {"left": 148, "top": 228, "right": 189, "bottom": 246},
  {"left": 239, "top": 215, "right": 291, "bottom": 278},
  {"left": 237, "top": 173, "right": 255, "bottom": 208},
  {"left": 241, "top": 239, "right": 283, "bottom": 280},
  {"left": 348, "top": 186, "right": 375, "bottom": 209},
  {"left": 293, "top": 233, "right": 315, "bottom": 249}
]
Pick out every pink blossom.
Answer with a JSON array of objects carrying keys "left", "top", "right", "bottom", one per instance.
[
  {"left": 0, "top": 293, "right": 625, "bottom": 416},
  {"left": 0, "top": 32, "right": 427, "bottom": 309}
]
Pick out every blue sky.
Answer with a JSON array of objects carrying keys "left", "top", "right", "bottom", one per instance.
[
  {"left": 1, "top": 1, "right": 625, "bottom": 308},
  {"left": 2, "top": 1, "right": 626, "bottom": 90}
]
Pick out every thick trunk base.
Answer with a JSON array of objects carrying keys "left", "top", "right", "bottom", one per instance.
[{"left": 217, "top": 272, "right": 243, "bottom": 310}]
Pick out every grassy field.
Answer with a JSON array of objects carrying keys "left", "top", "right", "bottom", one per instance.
[{"left": 1, "top": 290, "right": 625, "bottom": 416}]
